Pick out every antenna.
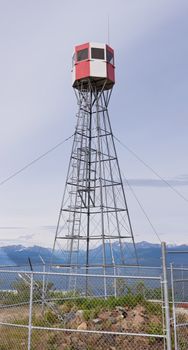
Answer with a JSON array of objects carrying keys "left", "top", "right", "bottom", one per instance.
[{"left": 107, "top": 14, "right": 110, "bottom": 45}]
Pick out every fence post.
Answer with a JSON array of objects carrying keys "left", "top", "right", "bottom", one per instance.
[
  {"left": 170, "top": 263, "right": 178, "bottom": 350},
  {"left": 161, "top": 242, "right": 172, "bottom": 350},
  {"left": 181, "top": 264, "right": 185, "bottom": 302},
  {"left": 42, "top": 263, "right": 46, "bottom": 315},
  {"left": 39, "top": 256, "right": 46, "bottom": 315},
  {"left": 28, "top": 272, "right": 34, "bottom": 350}
]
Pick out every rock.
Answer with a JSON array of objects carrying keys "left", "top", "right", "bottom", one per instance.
[
  {"left": 77, "top": 322, "right": 87, "bottom": 330},
  {"left": 111, "top": 323, "right": 122, "bottom": 332},
  {"left": 109, "top": 316, "right": 118, "bottom": 324},
  {"left": 115, "top": 315, "right": 124, "bottom": 321},
  {"left": 63, "top": 311, "right": 76, "bottom": 323},
  {"left": 76, "top": 310, "right": 84, "bottom": 318},
  {"left": 69, "top": 309, "right": 84, "bottom": 326},
  {"left": 121, "top": 319, "right": 128, "bottom": 330},
  {"left": 98, "top": 311, "right": 111, "bottom": 320},
  {"left": 132, "top": 313, "right": 145, "bottom": 327},
  {"left": 115, "top": 306, "right": 125, "bottom": 312},
  {"left": 115, "top": 306, "right": 128, "bottom": 318},
  {"left": 111, "top": 310, "right": 120, "bottom": 318},
  {"left": 92, "top": 318, "right": 102, "bottom": 324}
]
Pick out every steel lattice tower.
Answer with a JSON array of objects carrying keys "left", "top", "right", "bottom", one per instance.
[{"left": 52, "top": 43, "right": 137, "bottom": 291}]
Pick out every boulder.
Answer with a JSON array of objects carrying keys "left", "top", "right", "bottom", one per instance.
[
  {"left": 77, "top": 322, "right": 87, "bottom": 330},
  {"left": 92, "top": 318, "right": 102, "bottom": 324},
  {"left": 98, "top": 311, "right": 111, "bottom": 321}
]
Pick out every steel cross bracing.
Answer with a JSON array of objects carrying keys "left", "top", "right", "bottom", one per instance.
[{"left": 52, "top": 81, "right": 138, "bottom": 291}]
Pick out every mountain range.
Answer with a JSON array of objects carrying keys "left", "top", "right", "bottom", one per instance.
[{"left": 0, "top": 241, "right": 188, "bottom": 267}]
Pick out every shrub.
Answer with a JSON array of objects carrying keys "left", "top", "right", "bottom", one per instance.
[
  {"left": 147, "top": 321, "right": 163, "bottom": 344},
  {"left": 44, "top": 310, "right": 59, "bottom": 324}
]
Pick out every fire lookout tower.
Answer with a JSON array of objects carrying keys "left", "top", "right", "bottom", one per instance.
[{"left": 53, "top": 42, "right": 137, "bottom": 292}]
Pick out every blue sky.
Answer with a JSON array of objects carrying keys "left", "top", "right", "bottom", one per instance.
[{"left": 0, "top": 0, "right": 188, "bottom": 247}]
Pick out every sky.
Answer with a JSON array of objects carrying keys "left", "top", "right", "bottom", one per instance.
[{"left": 0, "top": 0, "right": 188, "bottom": 247}]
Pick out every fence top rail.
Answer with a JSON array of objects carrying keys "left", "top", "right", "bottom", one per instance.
[
  {"left": 52, "top": 264, "right": 163, "bottom": 270},
  {"left": 1, "top": 264, "right": 188, "bottom": 270},
  {"left": 0, "top": 263, "right": 163, "bottom": 269},
  {"left": 173, "top": 278, "right": 188, "bottom": 283},
  {"left": 167, "top": 250, "right": 188, "bottom": 254},
  {"left": 0, "top": 269, "right": 162, "bottom": 280},
  {"left": 170, "top": 266, "right": 188, "bottom": 271}
]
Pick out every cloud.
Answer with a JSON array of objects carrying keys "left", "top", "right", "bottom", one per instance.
[
  {"left": 125, "top": 175, "right": 188, "bottom": 188},
  {"left": 40, "top": 225, "right": 56, "bottom": 231},
  {"left": 0, "top": 226, "right": 26, "bottom": 230},
  {"left": 17, "top": 234, "right": 35, "bottom": 240}
]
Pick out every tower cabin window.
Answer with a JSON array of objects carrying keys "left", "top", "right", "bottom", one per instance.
[
  {"left": 106, "top": 50, "right": 114, "bottom": 65},
  {"left": 91, "top": 48, "right": 105, "bottom": 60},
  {"left": 77, "top": 48, "right": 88, "bottom": 62}
]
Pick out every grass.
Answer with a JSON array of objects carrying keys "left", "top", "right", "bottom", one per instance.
[
  {"left": 0, "top": 327, "right": 28, "bottom": 350},
  {"left": 56, "top": 293, "right": 145, "bottom": 310},
  {"left": 147, "top": 321, "right": 163, "bottom": 344}
]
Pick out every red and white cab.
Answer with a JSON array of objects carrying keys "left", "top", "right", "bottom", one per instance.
[{"left": 72, "top": 42, "right": 115, "bottom": 90}]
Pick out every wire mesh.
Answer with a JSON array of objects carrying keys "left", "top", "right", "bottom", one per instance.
[
  {"left": 0, "top": 269, "right": 166, "bottom": 349},
  {"left": 172, "top": 266, "right": 188, "bottom": 350}
]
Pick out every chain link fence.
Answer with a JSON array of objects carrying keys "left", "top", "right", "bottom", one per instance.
[
  {"left": 0, "top": 269, "right": 167, "bottom": 350},
  {"left": 171, "top": 265, "right": 188, "bottom": 350}
]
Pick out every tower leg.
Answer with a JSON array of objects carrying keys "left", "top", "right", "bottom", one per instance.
[{"left": 52, "top": 81, "right": 138, "bottom": 295}]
